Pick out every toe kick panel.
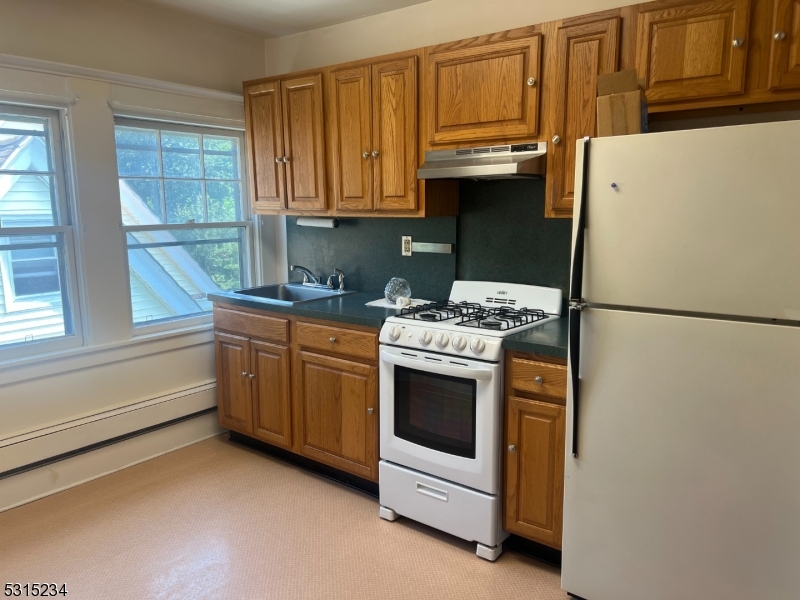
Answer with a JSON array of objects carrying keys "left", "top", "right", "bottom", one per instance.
[{"left": 379, "top": 461, "right": 506, "bottom": 547}]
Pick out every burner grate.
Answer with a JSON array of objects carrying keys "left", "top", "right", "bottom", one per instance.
[
  {"left": 396, "top": 300, "right": 482, "bottom": 322},
  {"left": 457, "top": 306, "right": 550, "bottom": 331}
]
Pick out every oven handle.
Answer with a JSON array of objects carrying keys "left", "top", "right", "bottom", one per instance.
[{"left": 380, "top": 350, "right": 494, "bottom": 381}]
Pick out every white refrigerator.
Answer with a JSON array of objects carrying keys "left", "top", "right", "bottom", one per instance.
[{"left": 562, "top": 120, "right": 800, "bottom": 600}]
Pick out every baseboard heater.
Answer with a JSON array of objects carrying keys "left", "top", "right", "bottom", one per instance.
[{"left": 0, "top": 383, "right": 216, "bottom": 479}]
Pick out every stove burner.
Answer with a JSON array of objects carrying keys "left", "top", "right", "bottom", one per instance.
[
  {"left": 481, "top": 320, "right": 502, "bottom": 330},
  {"left": 396, "top": 301, "right": 482, "bottom": 322},
  {"left": 457, "top": 306, "right": 550, "bottom": 331},
  {"left": 419, "top": 313, "right": 439, "bottom": 321}
]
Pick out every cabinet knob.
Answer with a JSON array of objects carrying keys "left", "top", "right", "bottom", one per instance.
[
  {"left": 275, "top": 157, "right": 282, "bottom": 163},
  {"left": 363, "top": 151, "right": 370, "bottom": 159},
  {"left": 329, "top": 337, "right": 336, "bottom": 343},
  {"left": 534, "top": 376, "right": 543, "bottom": 384},
  {"left": 241, "top": 371, "right": 248, "bottom": 377},
  {"left": 367, "top": 407, "right": 374, "bottom": 415},
  {"left": 552, "top": 135, "right": 561, "bottom": 145},
  {"left": 283, "top": 156, "right": 291, "bottom": 163},
  {"left": 774, "top": 31, "right": 786, "bottom": 41},
  {"left": 249, "top": 373, "right": 256, "bottom": 379},
  {"left": 508, "top": 445, "right": 516, "bottom": 453},
  {"left": 372, "top": 150, "right": 379, "bottom": 158},
  {"left": 527, "top": 77, "right": 536, "bottom": 86},
  {"left": 732, "top": 38, "right": 745, "bottom": 48}
]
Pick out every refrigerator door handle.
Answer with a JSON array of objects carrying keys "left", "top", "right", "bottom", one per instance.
[{"left": 569, "top": 136, "right": 591, "bottom": 458}]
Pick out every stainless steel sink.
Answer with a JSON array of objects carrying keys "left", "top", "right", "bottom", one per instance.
[{"left": 234, "top": 283, "right": 356, "bottom": 306}]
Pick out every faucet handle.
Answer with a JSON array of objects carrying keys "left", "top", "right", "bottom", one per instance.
[{"left": 334, "top": 268, "right": 345, "bottom": 292}]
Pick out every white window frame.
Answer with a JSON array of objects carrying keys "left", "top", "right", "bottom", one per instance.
[
  {"left": 0, "top": 104, "right": 83, "bottom": 361},
  {"left": 114, "top": 118, "right": 254, "bottom": 336}
]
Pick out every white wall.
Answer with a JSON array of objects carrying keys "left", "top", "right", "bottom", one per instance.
[
  {"left": 0, "top": 0, "right": 265, "bottom": 93},
  {"left": 264, "top": 0, "right": 634, "bottom": 75}
]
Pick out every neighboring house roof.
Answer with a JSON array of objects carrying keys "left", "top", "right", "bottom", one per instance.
[{"left": 0, "top": 135, "right": 25, "bottom": 166}]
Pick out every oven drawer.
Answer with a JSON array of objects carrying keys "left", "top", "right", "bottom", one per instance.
[
  {"left": 296, "top": 321, "right": 377, "bottom": 360},
  {"left": 379, "top": 461, "right": 505, "bottom": 547},
  {"left": 510, "top": 357, "right": 567, "bottom": 399}
]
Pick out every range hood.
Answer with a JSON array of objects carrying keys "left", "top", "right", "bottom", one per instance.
[{"left": 417, "top": 142, "right": 547, "bottom": 180}]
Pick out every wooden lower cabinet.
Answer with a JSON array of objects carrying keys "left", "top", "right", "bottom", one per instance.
[
  {"left": 251, "top": 340, "right": 293, "bottom": 449},
  {"left": 294, "top": 350, "right": 379, "bottom": 481},
  {"left": 215, "top": 332, "right": 253, "bottom": 434},
  {"left": 504, "top": 396, "right": 566, "bottom": 549}
]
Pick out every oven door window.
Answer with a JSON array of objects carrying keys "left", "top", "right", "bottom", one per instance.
[{"left": 394, "top": 365, "right": 477, "bottom": 459}]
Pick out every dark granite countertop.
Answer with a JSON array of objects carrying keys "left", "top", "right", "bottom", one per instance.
[
  {"left": 208, "top": 291, "right": 398, "bottom": 329},
  {"left": 500, "top": 318, "right": 569, "bottom": 360},
  {"left": 211, "top": 289, "right": 570, "bottom": 360}
]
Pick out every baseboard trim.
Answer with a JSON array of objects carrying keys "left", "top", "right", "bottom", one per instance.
[{"left": 0, "top": 411, "right": 224, "bottom": 513}]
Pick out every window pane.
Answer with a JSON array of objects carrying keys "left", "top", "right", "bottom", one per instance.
[
  {"left": 115, "top": 127, "right": 160, "bottom": 177},
  {"left": 0, "top": 233, "right": 70, "bottom": 347},
  {"left": 120, "top": 179, "right": 163, "bottom": 225},
  {"left": 161, "top": 132, "right": 201, "bottom": 179},
  {"left": 206, "top": 181, "right": 241, "bottom": 222},
  {"left": 126, "top": 227, "right": 244, "bottom": 326},
  {"left": 165, "top": 180, "right": 203, "bottom": 223},
  {"left": 203, "top": 135, "right": 239, "bottom": 180},
  {"left": 0, "top": 174, "right": 57, "bottom": 225},
  {"left": 0, "top": 116, "right": 52, "bottom": 173}
]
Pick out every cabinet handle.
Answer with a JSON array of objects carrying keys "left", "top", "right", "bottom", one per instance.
[
  {"left": 249, "top": 373, "right": 255, "bottom": 379},
  {"left": 508, "top": 444, "right": 516, "bottom": 453},
  {"left": 275, "top": 157, "right": 282, "bottom": 163},
  {"left": 241, "top": 371, "right": 248, "bottom": 377},
  {"left": 732, "top": 38, "right": 745, "bottom": 48},
  {"left": 367, "top": 407, "right": 374, "bottom": 414},
  {"left": 363, "top": 151, "right": 370, "bottom": 159},
  {"left": 329, "top": 337, "right": 336, "bottom": 343},
  {"left": 283, "top": 156, "right": 291, "bottom": 163},
  {"left": 527, "top": 77, "right": 536, "bottom": 86},
  {"left": 552, "top": 135, "right": 561, "bottom": 145},
  {"left": 774, "top": 31, "right": 786, "bottom": 41},
  {"left": 534, "top": 375, "right": 543, "bottom": 384},
  {"left": 372, "top": 150, "right": 379, "bottom": 158}
]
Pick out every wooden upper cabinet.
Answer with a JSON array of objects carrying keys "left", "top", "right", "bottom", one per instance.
[
  {"left": 329, "top": 66, "right": 374, "bottom": 211},
  {"left": 244, "top": 82, "right": 286, "bottom": 210},
  {"left": 424, "top": 34, "right": 542, "bottom": 144},
  {"left": 251, "top": 340, "right": 292, "bottom": 450},
  {"left": 215, "top": 332, "right": 253, "bottom": 434},
  {"left": 294, "top": 351, "right": 379, "bottom": 481},
  {"left": 505, "top": 395, "right": 566, "bottom": 549},
  {"left": 373, "top": 57, "right": 418, "bottom": 211},
  {"left": 769, "top": 0, "right": 800, "bottom": 89},
  {"left": 636, "top": 0, "right": 751, "bottom": 103},
  {"left": 281, "top": 74, "right": 327, "bottom": 211},
  {"left": 546, "top": 17, "right": 620, "bottom": 218}
]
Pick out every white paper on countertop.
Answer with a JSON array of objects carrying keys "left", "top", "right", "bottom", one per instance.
[{"left": 364, "top": 298, "right": 431, "bottom": 310}]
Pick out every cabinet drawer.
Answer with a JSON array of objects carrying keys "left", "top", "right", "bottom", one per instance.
[
  {"left": 213, "top": 306, "right": 289, "bottom": 344},
  {"left": 296, "top": 322, "right": 377, "bottom": 360},
  {"left": 510, "top": 357, "right": 567, "bottom": 399}
]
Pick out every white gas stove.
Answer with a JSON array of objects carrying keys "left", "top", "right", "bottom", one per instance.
[
  {"left": 377, "top": 281, "right": 562, "bottom": 562},
  {"left": 378, "top": 281, "right": 562, "bottom": 362}
]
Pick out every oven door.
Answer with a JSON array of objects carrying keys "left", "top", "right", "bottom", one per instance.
[{"left": 379, "top": 344, "right": 502, "bottom": 494}]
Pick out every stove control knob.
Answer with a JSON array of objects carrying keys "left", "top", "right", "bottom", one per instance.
[
  {"left": 388, "top": 326, "right": 402, "bottom": 341},
  {"left": 470, "top": 338, "right": 486, "bottom": 354},
  {"left": 435, "top": 332, "right": 450, "bottom": 348},
  {"left": 452, "top": 336, "right": 467, "bottom": 351},
  {"left": 418, "top": 330, "right": 433, "bottom": 345}
]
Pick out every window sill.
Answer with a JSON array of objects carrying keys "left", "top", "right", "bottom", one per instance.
[{"left": 0, "top": 322, "right": 215, "bottom": 387}]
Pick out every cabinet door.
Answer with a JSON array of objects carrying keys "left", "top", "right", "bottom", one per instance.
[
  {"left": 244, "top": 82, "right": 286, "bottom": 211},
  {"left": 281, "top": 74, "right": 327, "bottom": 211},
  {"left": 546, "top": 18, "right": 620, "bottom": 217},
  {"left": 636, "top": 0, "right": 751, "bottom": 103},
  {"left": 769, "top": 0, "right": 800, "bottom": 90},
  {"left": 373, "top": 56, "right": 418, "bottom": 211},
  {"left": 294, "top": 351, "right": 378, "bottom": 481},
  {"left": 251, "top": 340, "right": 292, "bottom": 449},
  {"left": 215, "top": 333, "right": 252, "bottom": 434},
  {"left": 504, "top": 396, "right": 566, "bottom": 549},
  {"left": 424, "top": 35, "right": 542, "bottom": 144},
  {"left": 329, "top": 66, "right": 374, "bottom": 211}
]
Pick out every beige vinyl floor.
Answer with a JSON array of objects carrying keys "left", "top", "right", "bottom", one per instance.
[{"left": 0, "top": 435, "right": 565, "bottom": 600}]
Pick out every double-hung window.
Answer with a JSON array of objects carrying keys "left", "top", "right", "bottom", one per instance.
[
  {"left": 0, "top": 105, "right": 80, "bottom": 356},
  {"left": 114, "top": 119, "right": 252, "bottom": 330}
]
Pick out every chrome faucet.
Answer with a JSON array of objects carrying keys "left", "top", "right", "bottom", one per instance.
[
  {"left": 290, "top": 265, "right": 321, "bottom": 286},
  {"left": 326, "top": 268, "right": 346, "bottom": 291}
]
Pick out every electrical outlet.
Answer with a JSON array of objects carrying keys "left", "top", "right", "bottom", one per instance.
[{"left": 401, "top": 235, "right": 412, "bottom": 256}]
